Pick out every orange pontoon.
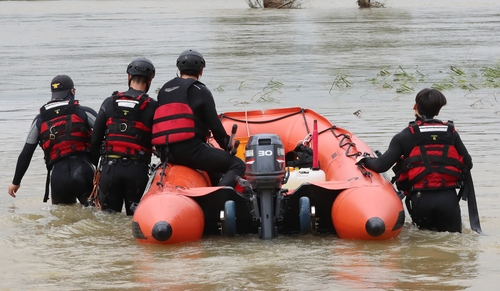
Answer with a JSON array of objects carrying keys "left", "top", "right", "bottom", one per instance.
[{"left": 132, "top": 107, "right": 405, "bottom": 244}]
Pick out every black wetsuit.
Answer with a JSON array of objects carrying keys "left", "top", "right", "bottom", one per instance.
[
  {"left": 362, "top": 117, "right": 472, "bottom": 232},
  {"left": 157, "top": 77, "right": 245, "bottom": 188},
  {"left": 12, "top": 101, "right": 97, "bottom": 205},
  {"left": 91, "top": 88, "right": 157, "bottom": 215}
]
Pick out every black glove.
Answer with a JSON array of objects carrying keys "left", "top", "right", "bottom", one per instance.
[
  {"left": 355, "top": 156, "right": 366, "bottom": 165},
  {"left": 219, "top": 134, "right": 230, "bottom": 152}
]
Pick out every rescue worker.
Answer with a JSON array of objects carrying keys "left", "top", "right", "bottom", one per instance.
[
  {"left": 8, "top": 75, "right": 96, "bottom": 205},
  {"left": 91, "top": 57, "right": 158, "bottom": 215},
  {"left": 152, "top": 49, "right": 245, "bottom": 188},
  {"left": 356, "top": 88, "right": 472, "bottom": 233}
]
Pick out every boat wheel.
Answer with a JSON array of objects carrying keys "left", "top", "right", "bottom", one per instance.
[
  {"left": 299, "top": 196, "right": 312, "bottom": 234},
  {"left": 221, "top": 200, "right": 236, "bottom": 237}
]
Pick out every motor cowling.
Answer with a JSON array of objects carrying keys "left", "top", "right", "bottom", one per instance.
[{"left": 244, "top": 134, "right": 286, "bottom": 190}]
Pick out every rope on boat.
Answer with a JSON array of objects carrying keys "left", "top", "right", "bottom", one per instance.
[
  {"left": 327, "top": 127, "right": 372, "bottom": 178},
  {"left": 219, "top": 108, "right": 372, "bottom": 177},
  {"left": 245, "top": 110, "right": 250, "bottom": 136},
  {"left": 299, "top": 108, "right": 310, "bottom": 134},
  {"left": 220, "top": 108, "right": 305, "bottom": 125}
]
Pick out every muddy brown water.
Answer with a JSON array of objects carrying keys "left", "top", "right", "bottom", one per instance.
[{"left": 0, "top": 0, "right": 499, "bottom": 290}]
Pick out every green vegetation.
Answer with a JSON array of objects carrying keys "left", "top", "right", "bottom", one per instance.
[
  {"left": 482, "top": 62, "right": 500, "bottom": 88},
  {"left": 432, "top": 66, "right": 478, "bottom": 91},
  {"left": 368, "top": 65, "right": 427, "bottom": 93},
  {"left": 213, "top": 84, "right": 226, "bottom": 92},
  {"left": 366, "top": 62, "right": 500, "bottom": 93},
  {"left": 329, "top": 71, "right": 353, "bottom": 93},
  {"left": 431, "top": 64, "right": 500, "bottom": 90},
  {"left": 251, "top": 77, "right": 283, "bottom": 103},
  {"left": 220, "top": 61, "right": 500, "bottom": 106},
  {"left": 158, "top": 61, "right": 500, "bottom": 107}
]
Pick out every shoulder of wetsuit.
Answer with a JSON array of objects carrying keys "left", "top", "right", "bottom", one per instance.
[{"left": 194, "top": 80, "right": 206, "bottom": 88}]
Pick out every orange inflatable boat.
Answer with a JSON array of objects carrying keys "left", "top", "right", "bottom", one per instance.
[{"left": 132, "top": 107, "right": 405, "bottom": 244}]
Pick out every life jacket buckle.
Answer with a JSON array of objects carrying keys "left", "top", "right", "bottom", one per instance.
[
  {"left": 49, "top": 126, "right": 57, "bottom": 140},
  {"left": 119, "top": 157, "right": 132, "bottom": 165},
  {"left": 120, "top": 123, "right": 128, "bottom": 132}
]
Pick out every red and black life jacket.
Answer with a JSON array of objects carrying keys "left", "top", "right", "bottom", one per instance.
[
  {"left": 152, "top": 78, "right": 209, "bottom": 145},
  {"left": 392, "top": 119, "right": 467, "bottom": 192},
  {"left": 102, "top": 92, "right": 152, "bottom": 159},
  {"left": 39, "top": 100, "right": 91, "bottom": 165}
]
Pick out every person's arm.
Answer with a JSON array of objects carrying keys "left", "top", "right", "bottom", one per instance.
[
  {"left": 8, "top": 117, "right": 40, "bottom": 197},
  {"left": 201, "top": 89, "right": 229, "bottom": 150},
  {"left": 78, "top": 105, "right": 98, "bottom": 128},
  {"left": 361, "top": 131, "right": 406, "bottom": 173},
  {"left": 90, "top": 98, "right": 111, "bottom": 166},
  {"left": 146, "top": 98, "right": 158, "bottom": 153},
  {"left": 454, "top": 132, "right": 473, "bottom": 170}
]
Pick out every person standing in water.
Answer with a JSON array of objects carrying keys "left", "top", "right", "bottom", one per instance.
[
  {"left": 8, "top": 75, "right": 97, "bottom": 205},
  {"left": 91, "top": 57, "right": 158, "bottom": 215},
  {"left": 357, "top": 88, "right": 472, "bottom": 233}
]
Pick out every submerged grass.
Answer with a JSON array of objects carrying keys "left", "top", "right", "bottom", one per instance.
[
  {"left": 251, "top": 77, "right": 283, "bottom": 103},
  {"left": 367, "top": 65, "right": 426, "bottom": 93},
  {"left": 213, "top": 84, "right": 226, "bottom": 92},
  {"left": 157, "top": 61, "right": 499, "bottom": 106},
  {"left": 364, "top": 62, "right": 500, "bottom": 93},
  {"left": 469, "top": 93, "right": 499, "bottom": 108},
  {"left": 223, "top": 61, "right": 500, "bottom": 106},
  {"left": 329, "top": 71, "right": 353, "bottom": 93},
  {"left": 234, "top": 60, "right": 500, "bottom": 106},
  {"left": 481, "top": 61, "right": 500, "bottom": 88}
]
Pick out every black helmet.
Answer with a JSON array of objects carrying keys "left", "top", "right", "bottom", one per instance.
[
  {"left": 176, "top": 50, "right": 206, "bottom": 72},
  {"left": 126, "top": 57, "right": 155, "bottom": 79}
]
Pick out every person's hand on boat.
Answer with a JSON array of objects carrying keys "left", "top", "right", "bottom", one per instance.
[
  {"left": 220, "top": 134, "right": 231, "bottom": 152},
  {"left": 356, "top": 152, "right": 373, "bottom": 165},
  {"left": 355, "top": 155, "right": 366, "bottom": 165},
  {"left": 8, "top": 183, "right": 20, "bottom": 198},
  {"left": 229, "top": 140, "right": 240, "bottom": 155}
]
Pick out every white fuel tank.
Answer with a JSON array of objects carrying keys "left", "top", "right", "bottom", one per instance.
[{"left": 282, "top": 167, "right": 326, "bottom": 190}]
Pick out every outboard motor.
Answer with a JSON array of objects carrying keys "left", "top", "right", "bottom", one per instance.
[
  {"left": 245, "top": 134, "right": 286, "bottom": 189},
  {"left": 244, "top": 134, "right": 286, "bottom": 239}
]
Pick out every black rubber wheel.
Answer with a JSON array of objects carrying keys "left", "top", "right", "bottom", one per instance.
[
  {"left": 299, "top": 196, "right": 312, "bottom": 234},
  {"left": 223, "top": 200, "right": 236, "bottom": 237}
]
